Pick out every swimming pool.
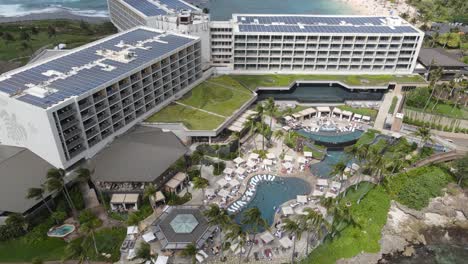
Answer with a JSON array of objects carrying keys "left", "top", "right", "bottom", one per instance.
[
  {"left": 309, "top": 149, "right": 350, "bottom": 178},
  {"left": 47, "top": 224, "right": 75, "bottom": 238},
  {"left": 234, "top": 177, "right": 310, "bottom": 229},
  {"left": 298, "top": 129, "right": 363, "bottom": 146}
]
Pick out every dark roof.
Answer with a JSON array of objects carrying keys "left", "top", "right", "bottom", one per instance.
[
  {"left": 429, "top": 22, "right": 468, "bottom": 34},
  {"left": 0, "top": 145, "right": 54, "bottom": 213},
  {"left": 418, "top": 48, "right": 468, "bottom": 68},
  {"left": 153, "top": 206, "right": 216, "bottom": 249},
  {"left": 92, "top": 126, "right": 187, "bottom": 183}
]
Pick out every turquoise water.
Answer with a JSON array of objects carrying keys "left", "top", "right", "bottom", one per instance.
[
  {"left": 310, "top": 149, "right": 349, "bottom": 178},
  {"left": 298, "top": 130, "right": 364, "bottom": 145},
  {"left": 49, "top": 225, "right": 74, "bottom": 236},
  {"left": 0, "top": 0, "right": 355, "bottom": 18},
  {"left": 235, "top": 177, "right": 310, "bottom": 229}
]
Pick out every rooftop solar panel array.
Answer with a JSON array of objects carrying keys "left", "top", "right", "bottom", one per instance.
[
  {"left": 158, "top": 0, "right": 198, "bottom": 11},
  {"left": 238, "top": 24, "right": 419, "bottom": 34},
  {"left": 123, "top": 0, "right": 167, "bottom": 16},
  {"left": 0, "top": 28, "right": 196, "bottom": 109},
  {"left": 236, "top": 15, "right": 387, "bottom": 26}
]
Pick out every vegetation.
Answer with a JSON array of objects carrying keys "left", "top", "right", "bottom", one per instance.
[
  {"left": 0, "top": 20, "right": 116, "bottom": 66},
  {"left": 388, "top": 96, "right": 398, "bottom": 114},
  {"left": 181, "top": 243, "right": 198, "bottom": 264},
  {"left": 126, "top": 200, "right": 154, "bottom": 226},
  {"left": 303, "top": 184, "right": 390, "bottom": 264},
  {"left": 230, "top": 74, "right": 424, "bottom": 91},
  {"left": 453, "top": 153, "right": 468, "bottom": 187},
  {"left": 407, "top": 0, "right": 468, "bottom": 23},
  {"left": 146, "top": 103, "right": 225, "bottom": 130},
  {"left": 354, "top": 129, "right": 380, "bottom": 146},
  {"left": 337, "top": 105, "right": 378, "bottom": 118},
  {"left": 385, "top": 166, "right": 453, "bottom": 210}
]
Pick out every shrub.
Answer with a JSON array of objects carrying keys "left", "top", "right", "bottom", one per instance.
[
  {"left": 187, "top": 169, "right": 200, "bottom": 180},
  {"left": 385, "top": 166, "right": 452, "bottom": 210},
  {"left": 51, "top": 211, "right": 67, "bottom": 224},
  {"left": 212, "top": 161, "right": 226, "bottom": 176},
  {"left": 165, "top": 192, "right": 192, "bottom": 206}
]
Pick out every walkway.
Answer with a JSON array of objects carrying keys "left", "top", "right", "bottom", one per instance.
[
  {"left": 174, "top": 101, "right": 226, "bottom": 118},
  {"left": 206, "top": 80, "right": 253, "bottom": 95},
  {"left": 412, "top": 150, "right": 466, "bottom": 168},
  {"left": 374, "top": 90, "right": 395, "bottom": 129}
]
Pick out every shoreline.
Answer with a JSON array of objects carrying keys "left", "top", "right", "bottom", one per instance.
[
  {"left": 341, "top": 0, "right": 418, "bottom": 18},
  {"left": 0, "top": 11, "right": 109, "bottom": 24}
]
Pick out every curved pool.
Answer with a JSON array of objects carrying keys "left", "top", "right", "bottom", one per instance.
[
  {"left": 47, "top": 224, "right": 75, "bottom": 238},
  {"left": 232, "top": 176, "right": 310, "bottom": 228},
  {"left": 298, "top": 129, "right": 363, "bottom": 146}
]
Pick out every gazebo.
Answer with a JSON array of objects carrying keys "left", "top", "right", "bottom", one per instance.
[
  {"left": 110, "top": 193, "right": 139, "bottom": 211},
  {"left": 164, "top": 172, "right": 187, "bottom": 193},
  {"left": 316, "top": 106, "right": 331, "bottom": 117},
  {"left": 332, "top": 107, "right": 342, "bottom": 118}
]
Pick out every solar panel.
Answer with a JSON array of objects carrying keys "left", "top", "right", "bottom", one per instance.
[
  {"left": 235, "top": 15, "right": 387, "bottom": 26},
  {"left": 237, "top": 24, "right": 418, "bottom": 34},
  {"left": 158, "top": 0, "right": 198, "bottom": 11},
  {"left": 0, "top": 28, "right": 197, "bottom": 109},
  {"left": 123, "top": 0, "right": 167, "bottom": 16}
]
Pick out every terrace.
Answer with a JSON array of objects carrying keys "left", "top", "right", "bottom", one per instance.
[{"left": 146, "top": 76, "right": 255, "bottom": 131}]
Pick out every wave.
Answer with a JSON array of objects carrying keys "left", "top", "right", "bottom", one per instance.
[{"left": 0, "top": 4, "right": 108, "bottom": 18}]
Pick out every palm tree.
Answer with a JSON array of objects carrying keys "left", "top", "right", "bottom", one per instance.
[
  {"left": 135, "top": 242, "right": 153, "bottom": 262},
  {"left": 233, "top": 131, "right": 242, "bottom": 157},
  {"left": 453, "top": 153, "right": 468, "bottom": 186},
  {"left": 143, "top": 183, "right": 157, "bottom": 202},
  {"left": 5, "top": 213, "right": 28, "bottom": 232},
  {"left": 264, "top": 97, "right": 278, "bottom": 143},
  {"left": 245, "top": 117, "right": 258, "bottom": 150},
  {"left": 80, "top": 218, "right": 101, "bottom": 254},
  {"left": 46, "top": 168, "right": 76, "bottom": 213},
  {"left": 255, "top": 104, "right": 266, "bottom": 151},
  {"left": 299, "top": 208, "right": 328, "bottom": 255},
  {"left": 273, "top": 129, "right": 285, "bottom": 155},
  {"left": 345, "top": 144, "right": 369, "bottom": 190},
  {"left": 192, "top": 177, "right": 209, "bottom": 196},
  {"left": 225, "top": 224, "right": 247, "bottom": 264},
  {"left": 423, "top": 67, "right": 443, "bottom": 112},
  {"left": 412, "top": 126, "right": 433, "bottom": 150},
  {"left": 181, "top": 243, "right": 198, "bottom": 264},
  {"left": 203, "top": 204, "right": 232, "bottom": 262},
  {"left": 282, "top": 217, "right": 303, "bottom": 264},
  {"left": 241, "top": 207, "right": 268, "bottom": 261},
  {"left": 76, "top": 167, "right": 106, "bottom": 207},
  {"left": 329, "top": 160, "right": 347, "bottom": 198},
  {"left": 63, "top": 241, "right": 90, "bottom": 264},
  {"left": 26, "top": 184, "right": 54, "bottom": 218}
]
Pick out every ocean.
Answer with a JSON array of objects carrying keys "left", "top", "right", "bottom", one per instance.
[{"left": 0, "top": 0, "right": 355, "bottom": 19}]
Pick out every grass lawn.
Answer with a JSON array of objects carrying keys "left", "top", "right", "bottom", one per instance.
[
  {"left": 388, "top": 96, "right": 398, "bottom": 114},
  {"left": 337, "top": 105, "right": 378, "bottom": 118},
  {"left": 179, "top": 80, "right": 253, "bottom": 116},
  {"left": 230, "top": 74, "right": 425, "bottom": 91},
  {"left": 0, "top": 237, "right": 67, "bottom": 262},
  {"left": 0, "top": 20, "right": 116, "bottom": 64},
  {"left": 303, "top": 183, "right": 391, "bottom": 264},
  {"left": 146, "top": 103, "right": 225, "bottom": 130},
  {"left": 405, "top": 103, "right": 468, "bottom": 120},
  {"left": 355, "top": 129, "right": 380, "bottom": 146},
  {"left": 207, "top": 75, "right": 252, "bottom": 93},
  {"left": 71, "top": 227, "right": 126, "bottom": 262}
]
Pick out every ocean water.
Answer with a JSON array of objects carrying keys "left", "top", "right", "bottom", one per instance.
[{"left": 0, "top": 0, "right": 355, "bottom": 19}]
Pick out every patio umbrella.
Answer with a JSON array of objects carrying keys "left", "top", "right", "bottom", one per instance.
[
  {"left": 266, "top": 153, "right": 276, "bottom": 159},
  {"left": 249, "top": 153, "right": 259, "bottom": 160},
  {"left": 233, "top": 157, "right": 245, "bottom": 164},
  {"left": 230, "top": 179, "right": 240, "bottom": 187},
  {"left": 317, "top": 179, "right": 328, "bottom": 186},
  {"left": 304, "top": 151, "right": 312, "bottom": 158},
  {"left": 246, "top": 160, "right": 256, "bottom": 168},
  {"left": 260, "top": 231, "right": 275, "bottom": 244},
  {"left": 142, "top": 232, "right": 156, "bottom": 242},
  {"left": 284, "top": 155, "right": 293, "bottom": 162},
  {"left": 283, "top": 162, "right": 293, "bottom": 169},
  {"left": 127, "top": 226, "right": 138, "bottom": 235},
  {"left": 297, "top": 195, "right": 307, "bottom": 204},
  {"left": 223, "top": 167, "right": 234, "bottom": 175},
  {"left": 218, "top": 189, "right": 230, "bottom": 198},
  {"left": 298, "top": 157, "right": 307, "bottom": 164},
  {"left": 281, "top": 206, "right": 294, "bottom": 215},
  {"left": 312, "top": 190, "right": 324, "bottom": 196},
  {"left": 235, "top": 167, "right": 246, "bottom": 175},
  {"left": 263, "top": 159, "right": 273, "bottom": 166},
  {"left": 217, "top": 178, "right": 228, "bottom": 187},
  {"left": 279, "top": 237, "right": 293, "bottom": 249},
  {"left": 205, "top": 188, "right": 215, "bottom": 196}
]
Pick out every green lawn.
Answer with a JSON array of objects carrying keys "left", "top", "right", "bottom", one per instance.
[
  {"left": 303, "top": 183, "right": 390, "bottom": 264},
  {"left": 337, "top": 105, "right": 378, "bottom": 118},
  {"left": 179, "top": 81, "right": 253, "bottom": 116},
  {"left": 0, "top": 20, "right": 116, "bottom": 64},
  {"left": 405, "top": 103, "right": 468, "bottom": 120},
  {"left": 146, "top": 103, "right": 225, "bottom": 130},
  {"left": 230, "top": 74, "right": 425, "bottom": 91},
  {"left": 0, "top": 237, "right": 67, "bottom": 262},
  {"left": 355, "top": 129, "right": 380, "bottom": 146},
  {"left": 207, "top": 75, "right": 252, "bottom": 93},
  {"left": 388, "top": 96, "right": 399, "bottom": 114}
]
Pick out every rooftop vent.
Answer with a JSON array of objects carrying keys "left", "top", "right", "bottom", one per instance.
[{"left": 24, "top": 84, "right": 57, "bottom": 98}]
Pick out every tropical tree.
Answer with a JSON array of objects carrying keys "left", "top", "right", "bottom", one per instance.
[
  {"left": 80, "top": 214, "right": 102, "bottom": 254},
  {"left": 345, "top": 143, "right": 369, "bottom": 190},
  {"left": 273, "top": 129, "right": 285, "bottom": 155},
  {"left": 2, "top": 32, "right": 15, "bottom": 45},
  {"left": 63, "top": 240, "right": 90, "bottom": 264},
  {"left": 263, "top": 97, "right": 278, "bottom": 143},
  {"left": 255, "top": 103, "right": 266, "bottom": 150},
  {"left": 203, "top": 204, "right": 232, "bottom": 261},
  {"left": 5, "top": 213, "right": 28, "bottom": 232},
  {"left": 143, "top": 183, "right": 157, "bottom": 202},
  {"left": 412, "top": 126, "right": 434, "bottom": 150},
  {"left": 299, "top": 208, "right": 328, "bottom": 255},
  {"left": 233, "top": 131, "right": 242, "bottom": 157},
  {"left": 46, "top": 168, "right": 76, "bottom": 213},
  {"left": 241, "top": 207, "right": 268, "bottom": 261},
  {"left": 225, "top": 223, "right": 247, "bottom": 264},
  {"left": 47, "top": 25, "right": 56, "bottom": 38},
  {"left": 453, "top": 153, "right": 468, "bottom": 186},
  {"left": 31, "top": 257, "right": 43, "bottom": 264},
  {"left": 135, "top": 242, "right": 153, "bottom": 262},
  {"left": 244, "top": 117, "right": 258, "bottom": 150},
  {"left": 76, "top": 167, "right": 105, "bottom": 207},
  {"left": 192, "top": 177, "right": 209, "bottom": 196},
  {"left": 20, "top": 30, "right": 31, "bottom": 42},
  {"left": 423, "top": 67, "right": 443, "bottom": 111},
  {"left": 181, "top": 243, "right": 198, "bottom": 264},
  {"left": 26, "top": 184, "right": 54, "bottom": 218},
  {"left": 282, "top": 217, "right": 303, "bottom": 264}
]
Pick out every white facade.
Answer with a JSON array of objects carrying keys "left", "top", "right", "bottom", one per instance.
[
  {"left": 107, "top": 1, "right": 424, "bottom": 74},
  {"left": 0, "top": 27, "right": 203, "bottom": 169}
]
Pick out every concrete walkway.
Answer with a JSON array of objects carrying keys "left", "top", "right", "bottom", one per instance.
[{"left": 374, "top": 90, "right": 395, "bottom": 129}]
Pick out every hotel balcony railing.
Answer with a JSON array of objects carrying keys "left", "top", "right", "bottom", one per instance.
[
  {"left": 83, "top": 119, "right": 97, "bottom": 130},
  {"left": 64, "top": 128, "right": 82, "bottom": 140},
  {"left": 86, "top": 128, "right": 99, "bottom": 139},
  {"left": 61, "top": 119, "right": 79, "bottom": 131},
  {"left": 58, "top": 110, "right": 75, "bottom": 121},
  {"left": 95, "top": 103, "right": 107, "bottom": 114}
]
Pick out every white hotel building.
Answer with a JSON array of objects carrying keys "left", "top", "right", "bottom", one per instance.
[
  {"left": 0, "top": 27, "right": 202, "bottom": 169},
  {"left": 108, "top": 0, "right": 424, "bottom": 74}
]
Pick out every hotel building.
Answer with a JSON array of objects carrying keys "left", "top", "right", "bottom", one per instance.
[
  {"left": 108, "top": 0, "right": 424, "bottom": 74},
  {"left": 0, "top": 27, "right": 202, "bottom": 169}
]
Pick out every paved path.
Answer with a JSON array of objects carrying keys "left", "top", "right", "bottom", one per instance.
[
  {"left": 205, "top": 80, "right": 253, "bottom": 95},
  {"left": 374, "top": 90, "right": 395, "bottom": 129},
  {"left": 174, "top": 101, "right": 226, "bottom": 118}
]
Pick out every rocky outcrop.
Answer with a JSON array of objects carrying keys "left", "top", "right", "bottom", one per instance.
[{"left": 337, "top": 186, "right": 468, "bottom": 264}]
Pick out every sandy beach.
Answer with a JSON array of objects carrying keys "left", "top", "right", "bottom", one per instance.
[
  {"left": 0, "top": 11, "right": 109, "bottom": 24},
  {"left": 343, "top": 0, "right": 418, "bottom": 18}
]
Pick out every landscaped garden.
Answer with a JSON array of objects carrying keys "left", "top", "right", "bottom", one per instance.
[
  {"left": 230, "top": 74, "right": 425, "bottom": 91},
  {"left": 146, "top": 76, "right": 255, "bottom": 130},
  {"left": 337, "top": 105, "right": 379, "bottom": 118}
]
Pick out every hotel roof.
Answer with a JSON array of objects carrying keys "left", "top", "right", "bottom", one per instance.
[
  {"left": 0, "top": 27, "right": 198, "bottom": 109},
  {"left": 122, "top": 0, "right": 199, "bottom": 18},
  {"left": 232, "top": 14, "right": 421, "bottom": 34}
]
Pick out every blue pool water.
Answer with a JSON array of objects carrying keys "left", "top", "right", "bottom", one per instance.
[
  {"left": 235, "top": 177, "right": 310, "bottom": 229},
  {"left": 298, "top": 129, "right": 364, "bottom": 146},
  {"left": 48, "top": 224, "right": 75, "bottom": 237},
  {"left": 310, "top": 149, "right": 350, "bottom": 178}
]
